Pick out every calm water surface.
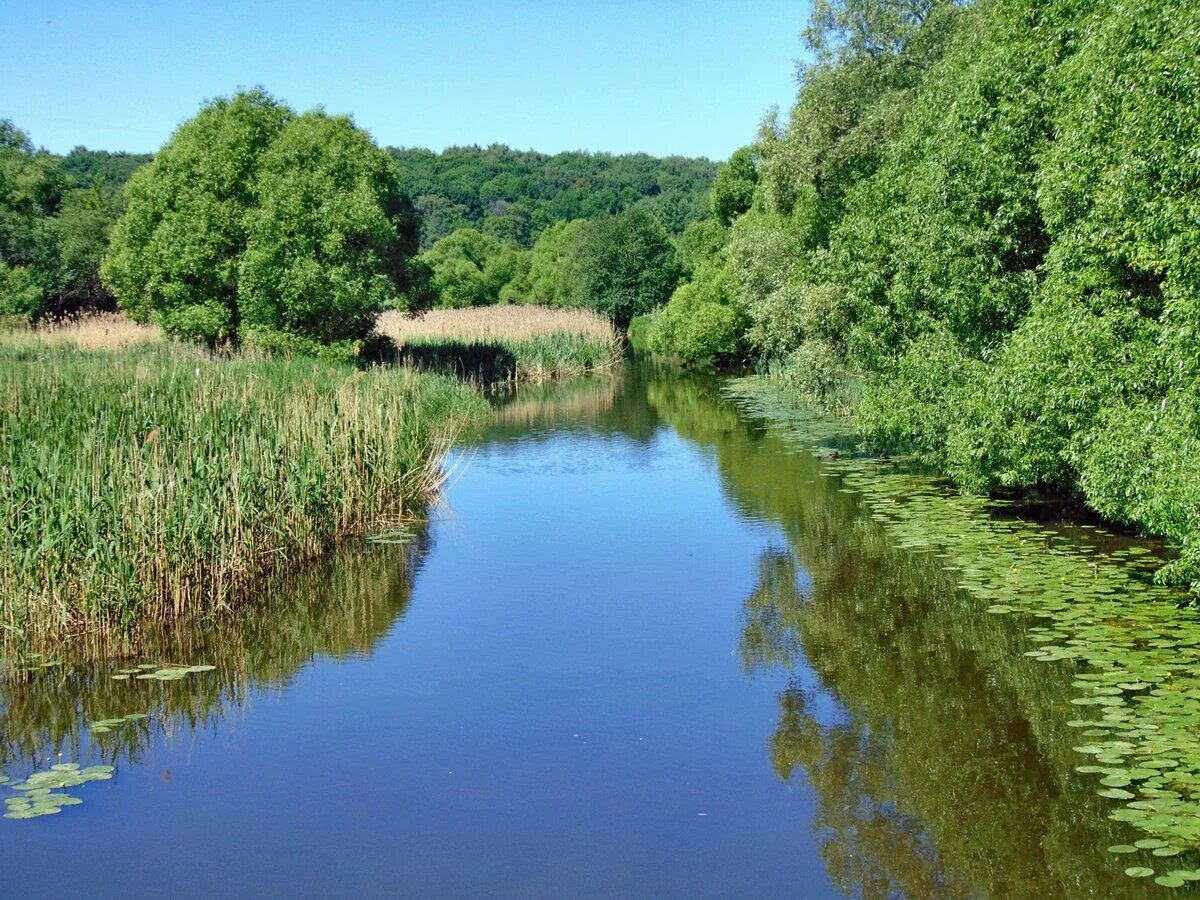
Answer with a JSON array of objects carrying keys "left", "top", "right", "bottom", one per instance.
[{"left": 0, "top": 365, "right": 1162, "bottom": 897}]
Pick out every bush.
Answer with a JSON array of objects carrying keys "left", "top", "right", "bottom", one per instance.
[{"left": 646, "top": 251, "right": 747, "bottom": 365}]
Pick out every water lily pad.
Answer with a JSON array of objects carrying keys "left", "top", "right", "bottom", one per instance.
[
  {"left": 1108, "top": 844, "right": 1138, "bottom": 854},
  {"left": 1125, "top": 867, "right": 1154, "bottom": 877}
]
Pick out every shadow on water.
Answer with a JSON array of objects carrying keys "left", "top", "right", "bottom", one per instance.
[{"left": 0, "top": 361, "right": 1175, "bottom": 895}]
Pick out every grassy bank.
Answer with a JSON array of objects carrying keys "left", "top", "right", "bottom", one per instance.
[
  {"left": 0, "top": 331, "right": 485, "bottom": 646},
  {"left": 377, "top": 307, "right": 622, "bottom": 382}
]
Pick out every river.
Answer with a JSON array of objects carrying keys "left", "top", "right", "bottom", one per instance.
[{"left": 0, "top": 362, "right": 1188, "bottom": 897}]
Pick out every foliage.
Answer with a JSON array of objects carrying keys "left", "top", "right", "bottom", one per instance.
[
  {"left": 416, "top": 227, "right": 528, "bottom": 308},
  {"left": 711, "top": 0, "right": 1200, "bottom": 592},
  {"left": 0, "top": 121, "right": 66, "bottom": 317},
  {"left": 709, "top": 147, "right": 758, "bottom": 226},
  {"left": 58, "top": 147, "right": 151, "bottom": 190},
  {"left": 647, "top": 249, "right": 747, "bottom": 365},
  {"left": 673, "top": 217, "right": 728, "bottom": 278},
  {"left": 238, "top": 110, "right": 421, "bottom": 349},
  {"left": 0, "top": 333, "right": 484, "bottom": 641},
  {"left": 103, "top": 91, "right": 420, "bottom": 350},
  {"left": 510, "top": 218, "right": 592, "bottom": 306},
  {"left": 101, "top": 90, "right": 291, "bottom": 344},
  {"left": 390, "top": 144, "right": 717, "bottom": 248},
  {"left": 572, "top": 207, "right": 679, "bottom": 327}
]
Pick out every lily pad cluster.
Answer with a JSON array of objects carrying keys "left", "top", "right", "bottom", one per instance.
[
  {"left": 15, "top": 652, "right": 62, "bottom": 674},
  {"left": 2, "top": 763, "right": 114, "bottom": 820},
  {"left": 111, "top": 663, "right": 216, "bottom": 682},
  {"left": 729, "top": 384, "right": 1200, "bottom": 886}
]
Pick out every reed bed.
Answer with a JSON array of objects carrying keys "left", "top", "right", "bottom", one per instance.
[
  {"left": 0, "top": 338, "right": 485, "bottom": 647},
  {"left": 9, "top": 313, "right": 163, "bottom": 351},
  {"left": 376, "top": 307, "right": 622, "bottom": 381}
]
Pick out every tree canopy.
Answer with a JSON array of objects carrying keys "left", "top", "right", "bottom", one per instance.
[
  {"left": 102, "top": 90, "right": 421, "bottom": 352},
  {"left": 390, "top": 144, "right": 717, "bottom": 248}
]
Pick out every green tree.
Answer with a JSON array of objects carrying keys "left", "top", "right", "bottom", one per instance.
[
  {"left": 710, "top": 148, "right": 758, "bottom": 226},
  {"left": 103, "top": 90, "right": 419, "bottom": 351},
  {"left": 518, "top": 218, "right": 592, "bottom": 306},
  {"left": 238, "top": 110, "right": 421, "bottom": 352},
  {"left": 0, "top": 120, "right": 66, "bottom": 318},
  {"left": 50, "top": 183, "right": 121, "bottom": 315},
  {"left": 574, "top": 207, "right": 679, "bottom": 326},
  {"left": 102, "top": 90, "right": 290, "bottom": 344},
  {"left": 418, "top": 227, "right": 527, "bottom": 308}
]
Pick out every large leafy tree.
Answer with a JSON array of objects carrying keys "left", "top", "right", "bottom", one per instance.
[
  {"left": 103, "top": 90, "right": 290, "bottom": 344},
  {"left": 103, "top": 90, "right": 419, "bottom": 350},
  {"left": 573, "top": 207, "right": 679, "bottom": 327},
  {"left": 238, "top": 111, "right": 420, "bottom": 349}
]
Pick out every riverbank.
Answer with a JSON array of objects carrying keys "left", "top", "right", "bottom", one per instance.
[
  {"left": 377, "top": 307, "right": 622, "bottom": 382},
  {"left": 729, "top": 376, "right": 1200, "bottom": 887},
  {"left": 0, "top": 329, "right": 486, "bottom": 649}
]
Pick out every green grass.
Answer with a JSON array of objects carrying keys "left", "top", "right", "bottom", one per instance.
[{"left": 0, "top": 337, "right": 485, "bottom": 646}]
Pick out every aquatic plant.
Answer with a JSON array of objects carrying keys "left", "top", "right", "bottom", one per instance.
[
  {"left": 376, "top": 307, "right": 622, "bottom": 381},
  {"left": 731, "top": 382, "right": 1200, "bottom": 888},
  {"left": 0, "top": 336, "right": 484, "bottom": 647},
  {"left": 3, "top": 762, "right": 113, "bottom": 820}
]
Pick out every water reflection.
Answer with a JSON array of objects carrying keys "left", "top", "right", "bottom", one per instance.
[
  {"left": 0, "top": 362, "right": 1174, "bottom": 895},
  {"left": 1, "top": 536, "right": 425, "bottom": 774}
]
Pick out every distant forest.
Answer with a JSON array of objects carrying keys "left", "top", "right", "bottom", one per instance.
[
  {"left": 388, "top": 145, "right": 717, "bottom": 248},
  {"left": 0, "top": 132, "right": 715, "bottom": 317}
]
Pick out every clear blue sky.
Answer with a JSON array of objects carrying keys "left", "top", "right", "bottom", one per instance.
[{"left": 1, "top": 0, "right": 810, "bottom": 160}]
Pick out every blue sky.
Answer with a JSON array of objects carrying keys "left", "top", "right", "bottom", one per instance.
[{"left": 1, "top": 1, "right": 809, "bottom": 160}]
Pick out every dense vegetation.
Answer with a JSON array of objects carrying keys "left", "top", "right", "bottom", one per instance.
[
  {"left": 390, "top": 144, "right": 716, "bottom": 248},
  {"left": 3, "top": 115, "right": 714, "bottom": 330},
  {"left": 0, "top": 328, "right": 483, "bottom": 643},
  {"left": 101, "top": 89, "right": 424, "bottom": 356},
  {"left": 0, "top": 124, "right": 143, "bottom": 319},
  {"left": 377, "top": 307, "right": 620, "bottom": 381},
  {"left": 637, "top": 0, "right": 1200, "bottom": 596}
]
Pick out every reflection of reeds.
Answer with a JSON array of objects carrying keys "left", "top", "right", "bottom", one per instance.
[
  {"left": 0, "top": 338, "right": 484, "bottom": 650},
  {"left": 377, "top": 308, "right": 622, "bottom": 381},
  {"left": 490, "top": 372, "right": 623, "bottom": 430},
  {"left": 0, "top": 539, "right": 423, "bottom": 772}
]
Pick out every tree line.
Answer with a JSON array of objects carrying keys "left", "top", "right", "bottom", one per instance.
[
  {"left": 0, "top": 112, "right": 713, "bottom": 333},
  {"left": 642, "top": 0, "right": 1200, "bottom": 594}
]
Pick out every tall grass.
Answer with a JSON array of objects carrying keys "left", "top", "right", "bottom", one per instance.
[
  {"left": 0, "top": 336, "right": 485, "bottom": 646},
  {"left": 377, "top": 307, "right": 622, "bottom": 381}
]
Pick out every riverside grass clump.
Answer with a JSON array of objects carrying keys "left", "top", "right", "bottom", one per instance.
[
  {"left": 376, "top": 307, "right": 622, "bottom": 382},
  {"left": 0, "top": 336, "right": 485, "bottom": 646}
]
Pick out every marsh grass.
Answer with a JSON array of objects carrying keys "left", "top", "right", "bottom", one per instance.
[
  {"left": 376, "top": 307, "right": 622, "bottom": 381},
  {"left": 9, "top": 313, "right": 162, "bottom": 351},
  {"left": 0, "top": 335, "right": 485, "bottom": 648}
]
